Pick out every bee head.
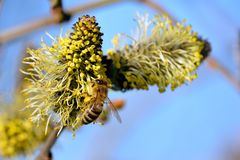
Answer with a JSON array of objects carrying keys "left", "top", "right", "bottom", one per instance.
[{"left": 95, "top": 79, "right": 107, "bottom": 85}]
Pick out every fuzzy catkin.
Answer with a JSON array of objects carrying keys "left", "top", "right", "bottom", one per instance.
[
  {"left": 22, "top": 15, "right": 109, "bottom": 131},
  {"left": 0, "top": 95, "right": 50, "bottom": 158},
  {"left": 107, "top": 14, "right": 204, "bottom": 92}
]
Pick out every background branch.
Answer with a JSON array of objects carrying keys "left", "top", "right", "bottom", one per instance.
[
  {"left": 36, "top": 127, "right": 64, "bottom": 160},
  {"left": 49, "top": 0, "right": 71, "bottom": 23},
  {"left": 0, "top": 0, "right": 122, "bottom": 44},
  {"left": 207, "top": 57, "right": 240, "bottom": 90}
]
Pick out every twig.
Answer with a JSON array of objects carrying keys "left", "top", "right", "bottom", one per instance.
[
  {"left": 35, "top": 126, "right": 64, "bottom": 160},
  {"left": 0, "top": 0, "right": 122, "bottom": 44},
  {"left": 49, "top": 0, "right": 71, "bottom": 23},
  {"left": 207, "top": 57, "right": 240, "bottom": 90},
  {"left": 139, "top": 0, "right": 240, "bottom": 91},
  {"left": 50, "top": 0, "right": 63, "bottom": 9}
]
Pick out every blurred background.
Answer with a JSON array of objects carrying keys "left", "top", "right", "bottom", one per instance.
[{"left": 0, "top": 0, "right": 240, "bottom": 160}]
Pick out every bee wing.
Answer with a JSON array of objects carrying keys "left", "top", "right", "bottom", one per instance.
[{"left": 106, "top": 97, "right": 122, "bottom": 123}]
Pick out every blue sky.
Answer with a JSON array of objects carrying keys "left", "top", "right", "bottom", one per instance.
[{"left": 0, "top": 0, "right": 240, "bottom": 160}]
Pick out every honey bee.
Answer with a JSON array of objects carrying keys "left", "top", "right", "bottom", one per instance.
[{"left": 80, "top": 79, "right": 122, "bottom": 125}]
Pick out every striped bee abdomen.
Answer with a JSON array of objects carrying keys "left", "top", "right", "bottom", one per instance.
[
  {"left": 81, "top": 103, "right": 103, "bottom": 124},
  {"left": 80, "top": 79, "right": 109, "bottom": 125}
]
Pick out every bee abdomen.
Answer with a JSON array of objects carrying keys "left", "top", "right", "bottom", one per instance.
[{"left": 81, "top": 107, "right": 102, "bottom": 124}]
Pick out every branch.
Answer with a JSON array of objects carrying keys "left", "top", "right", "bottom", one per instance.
[
  {"left": 0, "top": 0, "right": 122, "bottom": 44},
  {"left": 207, "top": 57, "right": 240, "bottom": 90},
  {"left": 35, "top": 126, "right": 64, "bottom": 160},
  {"left": 139, "top": 0, "right": 240, "bottom": 91},
  {"left": 49, "top": 0, "right": 71, "bottom": 23}
]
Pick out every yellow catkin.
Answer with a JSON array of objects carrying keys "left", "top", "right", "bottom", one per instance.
[
  {"left": 22, "top": 15, "right": 109, "bottom": 131},
  {"left": 108, "top": 14, "right": 203, "bottom": 92},
  {"left": 0, "top": 94, "right": 51, "bottom": 158}
]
